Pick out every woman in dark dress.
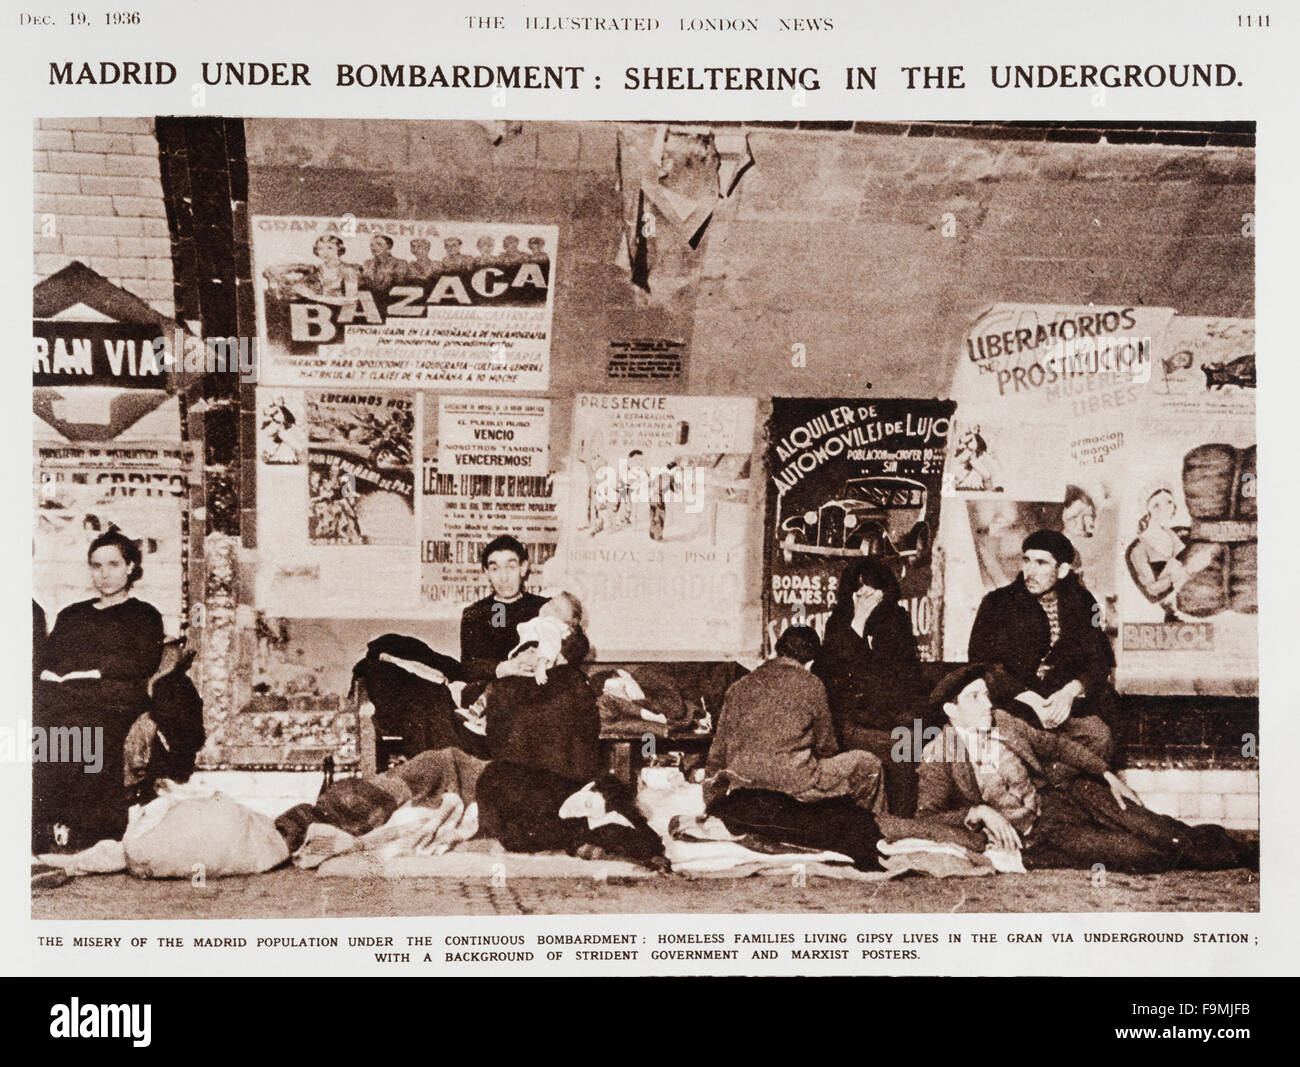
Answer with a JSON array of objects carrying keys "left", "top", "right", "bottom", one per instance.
[
  {"left": 813, "top": 558, "right": 925, "bottom": 816},
  {"left": 33, "top": 531, "right": 164, "bottom": 852}
]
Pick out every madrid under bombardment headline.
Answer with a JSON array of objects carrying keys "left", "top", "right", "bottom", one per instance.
[{"left": 47, "top": 61, "right": 1242, "bottom": 91}]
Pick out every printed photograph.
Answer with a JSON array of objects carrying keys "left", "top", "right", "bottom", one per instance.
[{"left": 31, "top": 117, "right": 1257, "bottom": 918}]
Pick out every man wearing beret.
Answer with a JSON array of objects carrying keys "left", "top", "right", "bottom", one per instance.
[
  {"left": 968, "top": 528, "right": 1114, "bottom": 761},
  {"left": 917, "top": 665, "right": 1254, "bottom": 872}
]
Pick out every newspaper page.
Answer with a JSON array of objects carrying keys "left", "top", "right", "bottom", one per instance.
[{"left": 5, "top": 0, "right": 1298, "bottom": 1014}]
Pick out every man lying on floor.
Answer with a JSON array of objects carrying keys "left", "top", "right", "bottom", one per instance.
[
  {"left": 276, "top": 745, "right": 666, "bottom": 870},
  {"left": 914, "top": 664, "right": 1256, "bottom": 873}
]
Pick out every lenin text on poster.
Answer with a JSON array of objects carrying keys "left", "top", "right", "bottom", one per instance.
[
  {"left": 766, "top": 398, "right": 955, "bottom": 660},
  {"left": 559, "top": 394, "right": 759, "bottom": 658},
  {"left": 252, "top": 216, "right": 555, "bottom": 390},
  {"left": 421, "top": 397, "right": 558, "bottom": 617}
]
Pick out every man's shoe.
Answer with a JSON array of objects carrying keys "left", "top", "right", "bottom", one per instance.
[{"left": 31, "top": 863, "right": 71, "bottom": 890}]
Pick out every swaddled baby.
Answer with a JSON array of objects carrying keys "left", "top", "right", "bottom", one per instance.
[{"left": 508, "top": 591, "right": 584, "bottom": 685}]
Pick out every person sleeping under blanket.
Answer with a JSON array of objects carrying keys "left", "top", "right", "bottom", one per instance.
[
  {"left": 280, "top": 644, "right": 664, "bottom": 866},
  {"left": 476, "top": 761, "right": 668, "bottom": 869},
  {"left": 275, "top": 747, "right": 488, "bottom": 854},
  {"left": 275, "top": 749, "right": 667, "bottom": 869}
]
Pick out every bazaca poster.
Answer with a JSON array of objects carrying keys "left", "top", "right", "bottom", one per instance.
[{"left": 252, "top": 216, "right": 557, "bottom": 391}]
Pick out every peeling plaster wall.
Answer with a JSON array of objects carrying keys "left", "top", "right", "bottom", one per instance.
[
  {"left": 243, "top": 118, "right": 1253, "bottom": 664},
  {"left": 247, "top": 119, "right": 1253, "bottom": 416},
  {"left": 690, "top": 130, "right": 1254, "bottom": 396}
]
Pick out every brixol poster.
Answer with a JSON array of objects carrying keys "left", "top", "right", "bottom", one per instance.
[{"left": 558, "top": 394, "right": 759, "bottom": 657}]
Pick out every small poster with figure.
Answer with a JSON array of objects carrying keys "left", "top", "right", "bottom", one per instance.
[
  {"left": 259, "top": 390, "right": 305, "bottom": 464},
  {"left": 1116, "top": 417, "right": 1257, "bottom": 695},
  {"left": 306, "top": 391, "right": 414, "bottom": 546}
]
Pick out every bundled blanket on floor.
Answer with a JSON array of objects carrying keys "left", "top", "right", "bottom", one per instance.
[
  {"left": 275, "top": 748, "right": 487, "bottom": 853},
  {"left": 638, "top": 771, "right": 1024, "bottom": 879},
  {"left": 292, "top": 792, "right": 480, "bottom": 869},
  {"left": 477, "top": 762, "right": 666, "bottom": 866},
  {"left": 39, "top": 787, "right": 288, "bottom": 879},
  {"left": 705, "top": 788, "right": 885, "bottom": 871},
  {"left": 666, "top": 813, "right": 862, "bottom": 875}
]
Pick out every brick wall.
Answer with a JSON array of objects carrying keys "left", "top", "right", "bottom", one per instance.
[
  {"left": 32, "top": 117, "right": 175, "bottom": 317},
  {"left": 1120, "top": 768, "right": 1258, "bottom": 832}
]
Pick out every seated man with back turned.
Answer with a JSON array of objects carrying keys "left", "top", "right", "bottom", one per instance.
[
  {"left": 918, "top": 664, "right": 1254, "bottom": 872},
  {"left": 459, "top": 534, "right": 589, "bottom": 705},
  {"left": 704, "top": 625, "right": 884, "bottom": 812},
  {"left": 968, "top": 528, "right": 1114, "bottom": 761}
]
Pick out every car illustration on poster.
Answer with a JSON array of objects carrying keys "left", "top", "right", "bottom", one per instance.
[{"left": 778, "top": 476, "right": 932, "bottom": 574}]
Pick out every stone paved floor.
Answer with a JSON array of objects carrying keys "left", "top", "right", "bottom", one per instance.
[{"left": 32, "top": 866, "right": 1259, "bottom": 919}]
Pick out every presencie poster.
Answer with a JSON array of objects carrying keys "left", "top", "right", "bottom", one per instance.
[
  {"left": 252, "top": 216, "right": 556, "bottom": 391},
  {"left": 765, "top": 398, "right": 955, "bottom": 659},
  {"left": 557, "top": 394, "right": 759, "bottom": 657}
]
